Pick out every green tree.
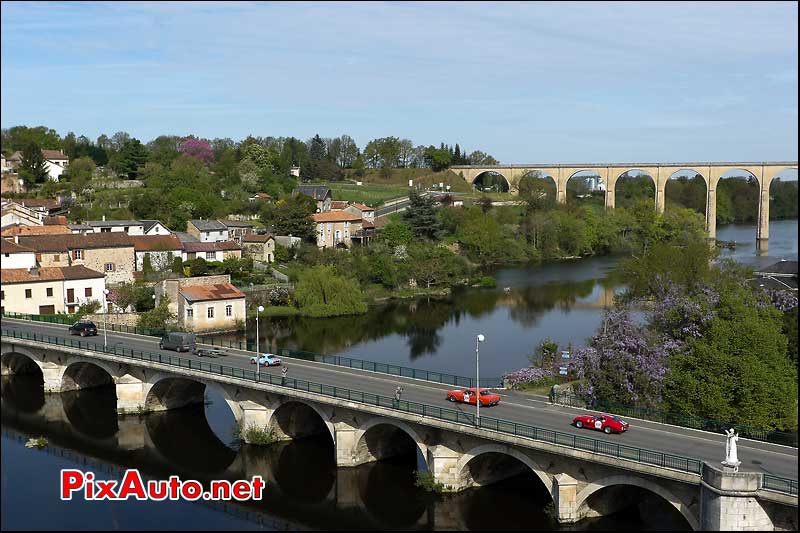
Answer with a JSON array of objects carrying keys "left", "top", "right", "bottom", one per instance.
[
  {"left": 294, "top": 265, "right": 367, "bottom": 317},
  {"left": 262, "top": 194, "right": 316, "bottom": 240},
  {"left": 112, "top": 138, "right": 149, "bottom": 179},
  {"left": 138, "top": 296, "right": 177, "bottom": 331},
  {"left": 19, "top": 141, "right": 49, "bottom": 184},
  {"left": 403, "top": 190, "right": 443, "bottom": 240},
  {"left": 379, "top": 221, "right": 413, "bottom": 248}
]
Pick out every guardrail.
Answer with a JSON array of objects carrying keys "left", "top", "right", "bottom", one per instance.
[
  {"left": 552, "top": 391, "right": 799, "bottom": 449},
  {"left": 1, "top": 312, "right": 503, "bottom": 388},
  {"left": 763, "top": 474, "right": 798, "bottom": 497},
  {"left": 1, "top": 327, "right": 771, "bottom": 490}
]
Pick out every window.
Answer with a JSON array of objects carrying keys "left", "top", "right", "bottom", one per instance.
[
  {"left": 186, "top": 308, "right": 193, "bottom": 319},
  {"left": 225, "top": 305, "right": 232, "bottom": 317},
  {"left": 124, "top": 227, "right": 129, "bottom": 233},
  {"left": 73, "top": 249, "right": 83, "bottom": 260},
  {"left": 85, "top": 287, "right": 92, "bottom": 298},
  {"left": 25, "top": 289, "right": 32, "bottom": 299},
  {"left": 1, "top": 291, "right": 4, "bottom": 300},
  {"left": 46, "top": 287, "right": 53, "bottom": 297},
  {"left": 53, "top": 254, "right": 60, "bottom": 262},
  {"left": 101, "top": 227, "right": 111, "bottom": 233},
  {"left": 105, "top": 263, "right": 115, "bottom": 272},
  {"left": 205, "top": 251, "right": 215, "bottom": 260},
  {"left": 207, "top": 307, "right": 215, "bottom": 319}
]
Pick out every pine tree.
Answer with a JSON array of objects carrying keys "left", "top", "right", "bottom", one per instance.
[
  {"left": 402, "top": 190, "right": 443, "bottom": 240},
  {"left": 20, "top": 141, "right": 49, "bottom": 184}
]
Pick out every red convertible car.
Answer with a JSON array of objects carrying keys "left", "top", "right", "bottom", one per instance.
[
  {"left": 572, "top": 413, "right": 629, "bottom": 434},
  {"left": 446, "top": 387, "right": 501, "bottom": 406}
]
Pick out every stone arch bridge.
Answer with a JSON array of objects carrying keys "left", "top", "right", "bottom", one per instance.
[
  {"left": 451, "top": 162, "right": 798, "bottom": 252},
  {"left": 2, "top": 335, "right": 797, "bottom": 530}
]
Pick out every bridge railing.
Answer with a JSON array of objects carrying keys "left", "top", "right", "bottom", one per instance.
[
  {"left": 552, "top": 391, "right": 799, "bottom": 448},
  {"left": 4, "top": 328, "right": 798, "bottom": 497},
  {"left": 1, "top": 312, "right": 503, "bottom": 389}
]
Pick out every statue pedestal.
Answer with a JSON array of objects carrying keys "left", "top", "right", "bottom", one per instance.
[
  {"left": 721, "top": 460, "right": 741, "bottom": 473},
  {"left": 700, "top": 461, "right": 771, "bottom": 531}
]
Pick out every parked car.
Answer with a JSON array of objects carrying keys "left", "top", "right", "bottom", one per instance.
[
  {"left": 250, "top": 353, "right": 282, "bottom": 366},
  {"left": 572, "top": 413, "right": 629, "bottom": 434},
  {"left": 159, "top": 332, "right": 196, "bottom": 353},
  {"left": 69, "top": 320, "right": 98, "bottom": 337},
  {"left": 446, "top": 387, "right": 501, "bottom": 406}
]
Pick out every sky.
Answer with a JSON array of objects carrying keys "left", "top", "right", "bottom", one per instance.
[{"left": 1, "top": 1, "right": 798, "bottom": 165}]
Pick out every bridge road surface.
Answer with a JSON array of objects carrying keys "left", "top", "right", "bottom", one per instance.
[{"left": 3, "top": 318, "right": 798, "bottom": 481}]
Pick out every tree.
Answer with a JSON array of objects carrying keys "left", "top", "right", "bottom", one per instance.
[
  {"left": 477, "top": 195, "right": 493, "bottom": 214},
  {"left": 138, "top": 296, "right": 177, "bottom": 331},
  {"left": 402, "top": 190, "right": 443, "bottom": 240},
  {"left": 308, "top": 134, "right": 327, "bottom": 162},
  {"left": 64, "top": 156, "right": 96, "bottom": 192},
  {"left": 19, "top": 141, "right": 49, "bottom": 184},
  {"left": 179, "top": 138, "right": 215, "bottom": 165},
  {"left": 112, "top": 138, "right": 149, "bottom": 179},
  {"left": 379, "top": 221, "right": 413, "bottom": 248},
  {"left": 407, "top": 245, "right": 469, "bottom": 288},
  {"left": 423, "top": 146, "right": 452, "bottom": 172},
  {"left": 262, "top": 195, "right": 316, "bottom": 240},
  {"left": 294, "top": 265, "right": 367, "bottom": 317}
]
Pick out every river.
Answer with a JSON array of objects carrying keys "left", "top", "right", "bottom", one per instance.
[{"left": 2, "top": 221, "right": 796, "bottom": 530}]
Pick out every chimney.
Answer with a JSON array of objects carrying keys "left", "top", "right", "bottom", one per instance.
[{"left": 29, "top": 267, "right": 39, "bottom": 277}]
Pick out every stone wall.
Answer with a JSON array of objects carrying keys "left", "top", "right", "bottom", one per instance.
[{"left": 82, "top": 312, "right": 141, "bottom": 328}]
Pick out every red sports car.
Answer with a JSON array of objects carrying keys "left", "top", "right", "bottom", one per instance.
[
  {"left": 572, "top": 413, "right": 629, "bottom": 434},
  {"left": 446, "top": 387, "right": 501, "bottom": 406}
]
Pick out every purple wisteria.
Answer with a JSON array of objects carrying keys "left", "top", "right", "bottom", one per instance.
[
  {"left": 503, "top": 366, "right": 553, "bottom": 388},
  {"left": 179, "top": 138, "right": 215, "bottom": 165},
  {"left": 764, "top": 289, "right": 798, "bottom": 312}
]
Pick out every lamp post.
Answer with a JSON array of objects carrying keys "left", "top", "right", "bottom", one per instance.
[
  {"left": 103, "top": 289, "right": 110, "bottom": 348},
  {"left": 256, "top": 305, "right": 264, "bottom": 379},
  {"left": 476, "top": 333, "right": 485, "bottom": 425}
]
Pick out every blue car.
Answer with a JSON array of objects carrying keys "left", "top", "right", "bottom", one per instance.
[{"left": 249, "top": 353, "right": 282, "bottom": 367}]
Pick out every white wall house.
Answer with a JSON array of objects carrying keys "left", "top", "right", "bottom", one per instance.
[
  {"left": 142, "top": 220, "right": 172, "bottom": 236},
  {"left": 1, "top": 239, "right": 37, "bottom": 269},
  {"left": 63, "top": 274, "right": 107, "bottom": 314},
  {"left": 8, "top": 150, "right": 70, "bottom": 182},
  {"left": 0, "top": 265, "right": 106, "bottom": 315},
  {"left": 187, "top": 219, "right": 229, "bottom": 242}
]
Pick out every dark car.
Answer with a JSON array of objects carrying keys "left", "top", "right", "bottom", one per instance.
[
  {"left": 159, "top": 332, "right": 196, "bottom": 353},
  {"left": 69, "top": 320, "right": 98, "bottom": 337}
]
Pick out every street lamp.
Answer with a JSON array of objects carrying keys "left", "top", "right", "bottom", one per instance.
[
  {"left": 256, "top": 305, "right": 264, "bottom": 379},
  {"left": 103, "top": 289, "right": 110, "bottom": 349},
  {"left": 476, "top": 333, "right": 485, "bottom": 425}
]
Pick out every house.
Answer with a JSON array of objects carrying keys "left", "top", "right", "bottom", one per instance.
[
  {"left": 221, "top": 220, "right": 255, "bottom": 244},
  {"left": 182, "top": 241, "right": 242, "bottom": 262},
  {"left": 330, "top": 201, "right": 349, "bottom": 211},
  {"left": 293, "top": 185, "right": 332, "bottom": 213},
  {"left": 142, "top": 220, "right": 172, "bottom": 236},
  {"left": 17, "top": 198, "right": 65, "bottom": 216},
  {"left": 1, "top": 239, "right": 37, "bottom": 269},
  {"left": 84, "top": 218, "right": 146, "bottom": 235},
  {"left": 312, "top": 211, "right": 362, "bottom": 249},
  {"left": 345, "top": 202, "right": 375, "bottom": 224},
  {"left": 242, "top": 233, "right": 275, "bottom": 263},
  {"left": 156, "top": 274, "right": 245, "bottom": 333},
  {"left": 1, "top": 201, "right": 44, "bottom": 227},
  {"left": 274, "top": 235, "right": 301, "bottom": 249},
  {"left": 1, "top": 173, "right": 25, "bottom": 195},
  {"left": 18, "top": 233, "right": 136, "bottom": 285},
  {"left": 187, "top": 219, "right": 229, "bottom": 242},
  {"left": 1, "top": 224, "right": 71, "bottom": 238},
  {"left": 131, "top": 234, "right": 184, "bottom": 271},
  {"left": 1, "top": 265, "right": 106, "bottom": 315},
  {"left": 8, "top": 150, "right": 70, "bottom": 181},
  {"left": 248, "top": 192, "right": 273, "bottom": 203}
]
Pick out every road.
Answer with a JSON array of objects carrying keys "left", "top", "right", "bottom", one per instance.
[{"left": 2, "top": 318, "right": 797, "bottom": 480}]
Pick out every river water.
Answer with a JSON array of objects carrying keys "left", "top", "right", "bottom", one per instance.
[{"left": 1, "top": 221, "right": 796, "bottom": 530}]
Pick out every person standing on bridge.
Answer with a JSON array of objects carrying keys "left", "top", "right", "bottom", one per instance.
[
  {"left": 281, "top": 365, "right": 288, "bottom": 385},
  {"left": 394, "top": 386, "right": 403, "bottom": 407}
]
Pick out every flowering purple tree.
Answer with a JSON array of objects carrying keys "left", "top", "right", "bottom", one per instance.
[
  {"left": 179, "top": 138, "right": 215, "bottom": 165},
  {"left": 570, "top": 308, "right": 670, "bottom": 407}
]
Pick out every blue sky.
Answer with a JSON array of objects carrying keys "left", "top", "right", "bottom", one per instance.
[{"left": 1, "top": 1, "right": 797, "bottom": 164}]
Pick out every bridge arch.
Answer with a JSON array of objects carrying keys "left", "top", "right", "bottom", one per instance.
[
  {"left": 612, "top": 169, "right": 657, "bottom": 210},
  {"left": 664, "top": 169, "right": 708, "bottom": 217},
  {"left": 354, "top": 417, "right": 429, "bottom": 468},
  {"left": 575, "top": 475, "right": 699, "bottom": 530},
  {"left": 454, "top": 443, "right": 552, "bottom": 497},
  {"left": 566, "top": 170, "right": 606, "bottom": 205},
  {"left": 268, "top": 399, "right": 335, "bottom": 444},
  {"left": 59, "top": 359, "right": 117, "bottom": 392},
  {"left": 1, "top": 350, "right": 44, "bottom": 380},
  {"left": 144, "top": 374, "right": 239, "bottom": 420},
  {"left": 472, "top": 170, "right": 510, "bottom": 193},
  {"left": 517, "top": 171, "right": 558, "bottom": 207}
]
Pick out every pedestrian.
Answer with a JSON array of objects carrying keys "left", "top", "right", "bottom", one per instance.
[
  {"left": 281, "top": 365, "right": 288, "bottom": 385},
  {"left": 394, "top": 385, "right": 403, "bottom": 407}
]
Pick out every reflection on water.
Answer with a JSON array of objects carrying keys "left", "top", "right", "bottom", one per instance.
[
  {"left": 1, "top": 375, "right": 691, "bottom": 530},
  {"left": 716, "top": 219, "right": 799, "bottom": 265}
]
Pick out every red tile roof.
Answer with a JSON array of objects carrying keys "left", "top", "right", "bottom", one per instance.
[
  {"left": 351, "top": 203, "right": 374, "bottom": 212},
  {"left": 180, "top": 283, "right": 245, "bottom": 302},
  {"left": 242, "top": 234, "right": 274, "bottom": 243},
  {"left": 313, "top": 212, "right": 362, "bottom": 223},
  {"left": 1, "top": 239, "right": 35, "bottom": 254},
  {"left": 131, "top": 234, "right": 183, "bottom": 252},
  {"left": 18, "top": 233, "right": 133, "bottom": 252},
  {"left": 1, "top": 265, "right": 104, "bottom": 284},
  {"left": 330, "top": 201, "right": 349, "bottom": 210}
]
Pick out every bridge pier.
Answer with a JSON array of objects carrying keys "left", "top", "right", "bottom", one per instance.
[
  {"left": 700, "top": 462, "right": 773, "bottom": 531},
  {"left": 427, "top": 444, "right": 465, "bottom": 491},
  {"left": 553, "top": 473, "right": 579, "bottom": 523}
]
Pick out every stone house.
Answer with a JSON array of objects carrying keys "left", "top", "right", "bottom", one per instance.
[
  {"left": 221, "top": 220, "right": 256, "bottom": 244},
  {"left": 293, "top": 185, "right": 332, "bottom": 213},
  {"left": 242, "top": 233, "right": 275, "bottom": 263},
  {"left": 156, "top": 274, "right": 245, "bottom": 333},
  {"left": 18, "top": 233, "right": 136, "bottom": 285},
  {"left": 131, "top": 234, "right": 184, "bottom": 271},
  {"left": 312, "top": 211, "right": 362, "bottom": 249}
]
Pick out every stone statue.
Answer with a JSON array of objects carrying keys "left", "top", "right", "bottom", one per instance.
[{"left": 722, "top": 428, "right": 741, "bottom": 472}]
